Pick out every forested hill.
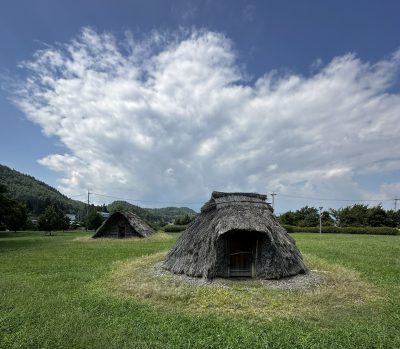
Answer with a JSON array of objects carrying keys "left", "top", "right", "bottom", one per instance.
[
  {"left": 0, "top": 164, "right": 85, "bottom": 215},
  {"left": 0, "top": 164, "right": 197, "bottom": 222},
  {"left": 107, "top": 201, "right": 197, "bottom": 223}
]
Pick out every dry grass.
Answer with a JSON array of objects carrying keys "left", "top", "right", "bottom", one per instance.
[
  {"left": 103, "top": 252, "right": 378, "bottom": 320},
  {"left": 73, "top": 232, "right": 172, "bottom": 242}
]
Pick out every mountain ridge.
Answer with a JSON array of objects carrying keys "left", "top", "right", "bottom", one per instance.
[{"left": 0, "top": 164, "right": 196, "bottom": 223}]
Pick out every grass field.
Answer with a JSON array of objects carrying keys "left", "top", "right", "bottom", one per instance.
[{"left": 0, "top": 231, "right": 399, "bottom": 349}]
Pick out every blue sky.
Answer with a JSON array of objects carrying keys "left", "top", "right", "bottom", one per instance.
[{"left": 1, "top": 0, "right": 399, "bottom": 212}]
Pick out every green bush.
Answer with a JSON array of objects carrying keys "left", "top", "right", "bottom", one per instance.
[
  {"left": 163, "top": 224, "right": 187, "bottom": 232},
  {"left": 282, "top": 224, "right": 399, "bottom": 235}
]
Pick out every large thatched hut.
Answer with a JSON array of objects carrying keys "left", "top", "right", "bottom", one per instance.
[
  {"left": 163, "top": 191, "right": 308, "bottom": 279},
  {"left": 92, "top": 211, "right": 155, "bottom": 239}
]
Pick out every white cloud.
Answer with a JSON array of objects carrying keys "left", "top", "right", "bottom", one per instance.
[{"left": 14, "top": 27, "right": 400, "bottom": 210}]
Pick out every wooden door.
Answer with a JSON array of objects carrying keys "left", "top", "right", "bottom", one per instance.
[
  {"left": 118, "top": 226, "right": 126, "bottom": 238},
  {"left": 228, "top": 232, "right": 256, "bottom": 277}
]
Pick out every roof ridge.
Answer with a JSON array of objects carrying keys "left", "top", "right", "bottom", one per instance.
[{"left": 212, "top": 191, "right": 267, "bottom": 200}]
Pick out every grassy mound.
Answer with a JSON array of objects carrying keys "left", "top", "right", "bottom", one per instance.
[{"left": 104, "top": 253, "right": 377, "bottom": 320}]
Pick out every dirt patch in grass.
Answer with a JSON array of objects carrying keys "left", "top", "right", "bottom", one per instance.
[
  {"left": 149, "top": 262, "right": 324, "bottom": 290},
  {"left": 103, "top": 252, "right": 378, "bottom": 320},
  {"left": 73, "top": 232, "right": 172, "bottom": 242}
]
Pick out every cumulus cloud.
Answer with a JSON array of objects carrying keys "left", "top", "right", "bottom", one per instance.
[{"left": 14, "top": 27, "right": 400, "bottom": 210}]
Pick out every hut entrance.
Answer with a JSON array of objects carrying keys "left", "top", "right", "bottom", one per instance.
[
  {"left": 118, "top": 226, "right": 126, "bottom": 238},
  {"left": 227, "top": 230, "right": 258, "bottom": 277}
]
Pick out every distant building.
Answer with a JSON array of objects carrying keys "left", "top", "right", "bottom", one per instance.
[
  {"left": 66, "top": 214, "right": 77, "bottom": 223},
  {"left": 99, "top": 212, "right": 110, "bottom": 219}
]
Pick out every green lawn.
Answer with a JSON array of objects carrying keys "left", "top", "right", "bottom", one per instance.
[{"left": 0, "top": 231, "right": 399, "bottom": 349}]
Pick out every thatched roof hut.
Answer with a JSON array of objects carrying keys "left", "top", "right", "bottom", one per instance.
[
  {"left": 163, "top": 191, "right": 308, "bottom": 279},
  {"left": 92, "top": 211, "right": 155, "bottom": 239}
]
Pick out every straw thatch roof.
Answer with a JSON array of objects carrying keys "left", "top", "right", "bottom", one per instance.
[
  {"left": 92, "top": 211, "right": 155, "bottom": 238},
  {"left": 163, "top": 191, "right": 308, "bottom": 279}
]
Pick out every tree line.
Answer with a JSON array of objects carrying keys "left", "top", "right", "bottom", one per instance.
[
  {"left": 1, "top": 164, "right": 197, "bottom": 229},
  {"left": 0, "top": 183, "right": 106, "bottom": 232},
  {"left": 2, "top": 169, "right": 398, "bottom": 232},
  {"left": 0, "top": 182, "right": 196, "bottom": 233},
  {"left": 278, "top": 204, "right": 400, "bottom": 227}
]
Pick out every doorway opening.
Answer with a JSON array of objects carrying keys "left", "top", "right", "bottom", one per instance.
[
  {"left": 226, "top": 230, "right": 258, "bottom": 277},
  {"left": 118, "top": 226, "right": 126, "bottom": 238}
]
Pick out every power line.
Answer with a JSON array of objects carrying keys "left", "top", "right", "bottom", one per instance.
[
  {"left": 86, "top": 190, "right": 91, "bottom": 231},
  {"left": 69, "top": 193, "right": 85, "bottom": 198},
  {"left": 318, "top": 206, "right": 323, "bottom": 234},
  {"left": 277, "top": 193, "right": 392, "bottom": 202},
  {"left": 90, "top": 192, "right": 204, "bottom": 205},
  {"left": 69, "top": 190, "right": 397, "bottom": 206}
]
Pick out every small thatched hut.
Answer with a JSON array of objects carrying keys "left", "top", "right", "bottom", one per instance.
[
  {"left": 92, "top": 211, "right": 155, "bottom": 239},
  {"left": 163, "top": 191, "right": 308, "bottom": 279}
]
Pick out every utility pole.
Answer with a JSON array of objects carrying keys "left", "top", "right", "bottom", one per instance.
[
  {"left": 86, "top": 190, "right": 91, "bottom": 231},
  {"left": 319, "top": 206, "right": 323, "bottom": 234},
  {"left": 395, "top": 197, "right": 399, "bottom": 211},
  {"left": 271, "top": 192, "right": 277, "bottom": 211}
]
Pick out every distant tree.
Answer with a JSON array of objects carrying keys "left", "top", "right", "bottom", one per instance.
[
  {"left": 147, "top": 221, "right": 163, "bottom": 231},
  {"left": 62, "top": 216, "right": 71, "bottom": 231},
  {"left": 0, "top": 184, "right": 28, "bottom": 231},
  {"left": 0, "top": 184, "right": 10, "bottom": 229},
  {"left": 86, "top": 211, "right": 104, "bottom": 230},
  {"left": 37, "top": 205, "right": 66, "bottom": 235},
  {"left": 386, "top": 210, "right": 400, "bottom": 227},
  {"left": 366, "top": 205, "right": 388, "bottom": 227},
  {"left": 321, "top": 211, "right": 334, "bottom": 226},
  {"left": 329, "top": 208, "right": 340, "bottom": 225},
  {"left": 331, "top": 204, "right": 369, "bottom": 227},
  {"left": 278, "top": 211, "right": 296, "bottom": 225},
  {"left": 279, "top": 206, "right": 327, "bottom": 227},
  {"left": 108, "top": 202, "right": 129, "bottom": 214},
  {"left": 296, "top": 206, "right": 319, "bottom": 227},
  {"left": 281, "top": 204, "right": 398, "bottom": 228},
  {"left": 24, "top": 217, "right": 37, "bottom": 231},
  {"left": 174, "top": 214, "right": 194, "bottom": 225},
  {"left": 4, "top": 201, "right": 27, "bottom": 232}
]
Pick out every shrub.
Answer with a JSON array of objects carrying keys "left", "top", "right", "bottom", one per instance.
[
  {"left": 38, "top": 205, "right": 69, "bottom": 235},
  {"left": 282, "top": 224, "right": 399, "bottom": 235},
  {"left": 163, "top": 224, "right": 187, "bottom": 233},
  {"left": 86, "top": 212, "right": 104, "bottom": 230}
]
